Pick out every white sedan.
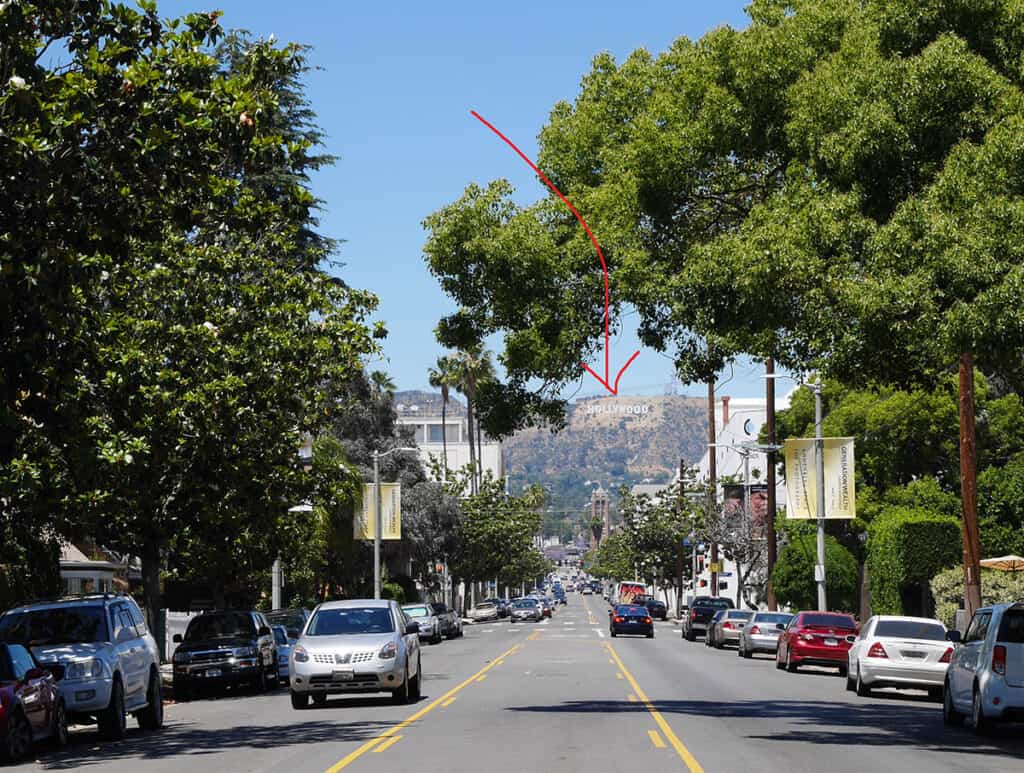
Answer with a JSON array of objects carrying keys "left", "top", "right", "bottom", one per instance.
[{"left": 847, "top": 615, "right": 951, "bottom": 699}]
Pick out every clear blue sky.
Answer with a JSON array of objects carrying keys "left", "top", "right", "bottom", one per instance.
[{"left": 161, "top": 1, "right": 775, "bottom": 400}]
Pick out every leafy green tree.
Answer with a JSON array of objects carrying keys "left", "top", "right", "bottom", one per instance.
[{"left": 772, "top": 532, "right": 859, "bottom": 613}]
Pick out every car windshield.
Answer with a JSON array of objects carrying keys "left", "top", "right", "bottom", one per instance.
[
  {"left": 801, "top": 614, "right": 856, "bottom": 629},
  {"left": 696, "top": 599, "right": 733, "bottom": 610},
  {"left": 431, "top": 603, "right": 447, "bottom": 614},
  {"left": 0, "top": 606, "right": 108, "bottom": 645},
  {"left": 874, "top": 620, "right": 946, "bottom": 641},
  {"left": 997, "top": 609, "right": 1024, "bottom": 643},
  {"left": 727, "top": 611, "right": 753, "bottom": 619},
  {"left": 513, "top": 600, "right": 535, "bottom": 608},
  {"left": 753, "top": 613, "right": 792, "bottom": 625},
  {"left": 307, "top": 607, "right": 394, "bottom": 636},
  {"left": 616, "top": 606, "right": 646, "bottom": 615},
  {"left": 403, "top": 606, "right": 431, "bottom": 618},
  {"left": 185, "top": 613, "right": 253, "bottom": 641}
]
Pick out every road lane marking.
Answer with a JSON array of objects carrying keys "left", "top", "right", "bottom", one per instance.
[
  {"left": 608, "top": 659, "right": 614, "bottom": 664},
  {"left": 323, "top": 640, "right": 523, "bottom": 773},
  {"left": 628, "top": 694, "right": 637, "bottom": 702},
  {"left": 616, "top": 672, "right": 623, "bottom": 680},
  {"left": 606, "top": 644, "right": 703, "bottom": 773},
  {"left": 648, "top": 730, "right": 666, "bottom": 749},
  {"left": 442, "top": 697, "right": 456, "bottom": 707},
  {"left": 527, "top": 631, "right": 540, "bottom": 641},
  {"left": 476, "top": 674, "right": 488, "bottom": 682},
  {"left": 373, "top": 736, "right": 402, "bottom": 753},
  {"left": 596, "top": 630, "right": 605, "bottom": 638}
]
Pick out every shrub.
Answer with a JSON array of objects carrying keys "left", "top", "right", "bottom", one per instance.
[
  {"left": 381, "top": 581, "right": 406, "bottom": 605},
  {"left": 931, "top": 567, "right": 1024, "bottom": 628},
  {"left": 771, "top": 534, "right": 859, "bottom": 612},
  {"left": 866, "top": 507, "right": 961, "bottom": 615}
]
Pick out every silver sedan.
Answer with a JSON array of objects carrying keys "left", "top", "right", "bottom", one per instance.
[
  {"left": 289, "top": 599, "right": 422, "bottom": 708},
  {"left": 738, "top": 612, "right": 793, "bottom": 658}
]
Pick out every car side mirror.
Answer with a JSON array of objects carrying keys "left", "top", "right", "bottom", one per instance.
[
  {"left": 776, "top": 624, "right": 786, "bottom": 630},
  {"left": 946, "top": 629, "right": 962, "bottom": 644},
  {"left": 846, "top": 635, "right": 856, "bottom": 644},
  {"left": 25, "top": 667, "right": 48, "bottom": 681},
  {"left": 258, "top": 626, "right": 271, "bottom": 637},
  {"left": 406, "top": 622, "right": 420, "bottom": 635},
  {"left": 173, "top": 633, "right": 183, "bottom": 643}
]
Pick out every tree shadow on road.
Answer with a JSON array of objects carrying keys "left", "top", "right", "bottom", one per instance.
[{"left": 505, "top": 698, "right": 1024, "bottom": 758}]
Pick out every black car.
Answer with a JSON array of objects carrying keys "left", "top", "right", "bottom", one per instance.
[
  {"left": 430, "top": 603, "right": 463, "bottom": 639},
  {"left": 644, "top": 598, "right": 668, "bottom": 621},
  {"left": 609, "top": 604, "right": 654, "bottom": 638},
  {"left": 171, "top": 610, "right": 278, "bottom": 700}
]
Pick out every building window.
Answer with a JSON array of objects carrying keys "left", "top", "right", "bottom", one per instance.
[
  {"left": 428, "top": 424, "right": 445, "bottom": 443},
  {"left": 414, "top": 425, "right": 427, "bottom": 443},
  {"left": 446, "top": 424, "right": 460, "bottom": 443}
]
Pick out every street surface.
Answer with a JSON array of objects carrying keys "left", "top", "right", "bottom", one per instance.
[{"left": 23, "top": 597, "right": 1024, "bottom": 773}]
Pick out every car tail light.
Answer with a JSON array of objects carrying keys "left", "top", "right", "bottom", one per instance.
[
  {"left": 800, "top": 630, "right": 815, "bottom": 642},
  {"left": 748, "top": 625, "right": 761, "bottom": 635},
  {"left": 993, "top": 645, "right": 1007, "bottom": 676},
  {"left": 867, "top": 642, "right": 888, "bottom": 659},
  {"left": 614, "top": 616, "right": 625, "bottom": 623},
  {"left": 644, "top": 617, "right": 652, "bottom": 625},
  {"left": 691, "top": 609, "right": 698, "bottom": 619},
  {"left": 939, "top": 647, "right": 953, "bottom": 664},
  {"left": 722, "top": 622, "right": 734, "bottom": 630}
]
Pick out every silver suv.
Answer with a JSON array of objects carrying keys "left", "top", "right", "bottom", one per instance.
[{"left": 0, "top": 593, "right": 163, "bottom": 739}]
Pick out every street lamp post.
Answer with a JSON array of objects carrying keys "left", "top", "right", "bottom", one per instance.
[{"left": 371, "top": 447, "right": 416, "bottom": 600}]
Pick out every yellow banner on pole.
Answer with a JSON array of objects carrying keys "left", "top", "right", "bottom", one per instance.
[
  {"left": 784, "top": 438, "right": 856, "bottom": 519},
  {"left": 356, "top": 483, "right": 402, "bottom": 540}
]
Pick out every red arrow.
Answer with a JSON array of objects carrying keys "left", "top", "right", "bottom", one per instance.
[{"left": 470, "top": 110, "right": 640, "bottom": 395}]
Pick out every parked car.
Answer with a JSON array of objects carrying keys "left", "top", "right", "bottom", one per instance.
[
  {"left": 539, "top": 598, "right": 553, "bottom": 618},
  {"left": 0, "top": 642, "right": 67, "bottom": 762},
  {"left": 289, "top": 599, "right": 421, "bottom": 708},
  {"left": 430, "top": 603, "right": 463, "bottom": 639},
  {"left": 272, "top": 625, "right": 292, "bottom": 681},
  {"left": 509, "top": 598, "right": 543, "bottom": 623},
  {"left": 738, "top": 612, "right": 794, "bottom": 658},
  {"left": 468, "top": 602, "right": 500, "bottom": 623},
  {"left": 402, "top": 603, "right": 443, "bottom": 645},
  {"left": 682, "top": 596, "right": 735, "bottom": 641},
  {"left": 171, "top": 610, "right": 278, "bottom": 700},
  {"left": 705, "top": 610, "right": 727, "bottom": 647},
  {"left": 644, "top": 598, "right": 668, "bottom": 621},
  {"left": 847, "top": 615, "right": 950, "bottom": 699},
  {"left": 484, "top": 598, "right": 510, "bottom": 619},
  {"left": 944, "top": 601, "right": 1024, "bottom": 734},
  {"left": 610, "top": 604, "right": 654, "bottom": 638},
  {"left": 776, "top": 611, "right": 858, "bottom": 675},
  {"left": 709, "top": 610, "right": 753, "bottom": 649},
  {"left": 0, "top": 593, "right": 163, "bottom": 739},
  {"left": 265, "top": 608, "right": 310, "bottom": 642}
]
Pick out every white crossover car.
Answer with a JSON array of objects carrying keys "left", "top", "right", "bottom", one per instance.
[{"left": 289, "top": 599, "right": 421, "bottom": 708}]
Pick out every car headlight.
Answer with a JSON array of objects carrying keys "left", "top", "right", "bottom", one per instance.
[
  {"left": 378, "top": 641, "right": 398, "bottom": 660},
  {"left": 172, "top": 651, "right": 191, "bottom": 664},
  {"left": 65, "top": 658, "right": 106, "bottom": 681},
  {"left": 292, "top": 645, "right": 309, "bottom": 663},
  {"left": 232, "top": 646, "right": 257, "bottom": 658}
]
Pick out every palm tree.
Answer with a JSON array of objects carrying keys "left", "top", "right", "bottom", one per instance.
[
  {"left": 427, "top": 355, "right": 456, "bottom": 480},
  {"left": 369, "top": 370, "right": 396, "bottom": 397},
  {"left": 452, "top": 345, "right": 496, "bottom": 494}
]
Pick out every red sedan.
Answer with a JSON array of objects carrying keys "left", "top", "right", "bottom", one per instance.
[
  {"left": 776, "top": 612, "right": 858, "bottom": 675},
  {"left": 0, "top": 642, "right": 67, "bottom": 762}
]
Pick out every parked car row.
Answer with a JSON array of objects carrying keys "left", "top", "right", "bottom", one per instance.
[{"left": 686, "top": 597, "right": 1024, "bottom": 736}]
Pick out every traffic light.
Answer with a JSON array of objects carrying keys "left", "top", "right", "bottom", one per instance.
[{"left": 699, "top": 579, "right": 708, "bottom": 587}]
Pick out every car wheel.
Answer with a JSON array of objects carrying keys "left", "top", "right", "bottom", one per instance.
[
  {"left": 409, "top": 657, "right": 422, "bottom": 700},
  {"left": 972, "top": 686, "right": 993, "bottom": 735},
  {"left": 714, "top": 636, "right": 724, "bottom": 650},
  {"left": 98, "top": 677, "right": 127, "bottom": 741},
  {"left": 610, "top": 630, "right": 617, "bottom": 637},
  {"left": 52, "top": 699, "right": 69, "bottom": 748},
  {"left": 0, "top": 707, "right": 32, "bottom": 762},
  {"left": 255, "top": 662, "right": 268, "bottom": 693},
  {"left": 685, "top": 630, "right": 695, "bottom": 642},
  {"left": 786, "top": 650, "right": 798, "bottom": 673},
  {"left": 391, "top": 662, "right": 412, "bottom": 705},
  {"left": 845, "top": 668, "right": 856, "bottom": 692},
  {"left": 942, "top": 679, "right": 964, "bottom": 727},
  {"left": 855, "top": 667, "right": 871, "bottom": 697},
  {"left": 290, "top": 690, "right": 310, "bottom": 710},
  {"left": 138, "top": 669, "right": 164, "bottom": 730},
  {"left": 776, "top": 648, "right": 785, "bottom": 670},
  {"left": 646, "top": 631, "right": 654, "bottom": 639},
  {"left": 173, "top": 678, "right": 191, "bottom": 703},
  {"left": 432, "top": 632, "right": 443, "bottom": 645}
]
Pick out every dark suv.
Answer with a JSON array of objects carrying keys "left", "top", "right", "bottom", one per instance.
[{"left": 171, "top": 611, "right": 277, "bottom": 700}]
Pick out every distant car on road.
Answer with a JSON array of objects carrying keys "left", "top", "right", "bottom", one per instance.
[
  {"left": 705, "top": 610, "right": 727, "bottom": 648},
  {"left": 509, "top": 599, "right": 543, "bottom": 623},
  {"left": 944, "top": 601, "right": 1024, "bottom": 734},
  {"left": 402, "top": 603, "right": 444, "bottom": 645},
  {"left": 776, "top": 611, "right": 857, "bottom": 676},
  {"left": 644, "top": 598, "right": 668, "bottom": 621},
  {"left": 846, "top": 615, "right": 950, "bottom": 699},
  {"left": 289, "top": 599, "right": 421, "bottom": 708},
  {"left": 0, "top": 642, "right": 67, "bottom": 762},
  {"left": 709, "top": 610, "right": 753, "bottom": 649},
  {"left": 272, "top": 625, "right": 292, "bottom": 681},
  {"left": 738, "top": 612, "right": 793, "bottom": 658},
  {"left": 172, "top": 610, "right": 279, "bottom": 700},
  {"left": 468, "top": 602, "right": 500, "bottom": 623},
  {"left": 265, "top": 608, "right": 310, "bottom": 643},
  {"left": 683, "top": 597, "right": 735, "bottom": 641},
  {"left": 430, "top": 603, "right": 463, "bottom": 639},
  {"left": 610, "top": 604, "right": 654, "bottom": 638}
]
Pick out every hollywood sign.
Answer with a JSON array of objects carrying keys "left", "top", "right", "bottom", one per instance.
[{"left": 583, "top": 403, "right": 652, "bottom": 416}]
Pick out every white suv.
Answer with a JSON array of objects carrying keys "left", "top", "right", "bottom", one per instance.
[
  {"left": 0, "top": 594, "right": 163, "bottom": 739},
  {"left": 944, "top": 601, "right": 1024, "bottom": 734}
]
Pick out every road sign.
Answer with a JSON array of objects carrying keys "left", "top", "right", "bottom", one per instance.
[{"left": 707, "top": 562, "right": 723, "bottom": 573}]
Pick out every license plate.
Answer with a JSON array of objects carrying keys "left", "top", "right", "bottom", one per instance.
[
  {"left": 824, "top": 638, "right": 839, "bottom": 646},
  {"left": 332, "top": 669, "right": 354, "bottom": 681},
  {"left": 902, "top": 651, "right": 926, "bottom": 659},
  {"left": 204, "top": 668, "right": 222, "bottom": 677},
  {"left": 628, "top": 620, "right": 638, "bottom": 624}
]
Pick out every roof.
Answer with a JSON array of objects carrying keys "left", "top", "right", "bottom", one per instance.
[{"left": 316, "top": 599, "right": 393, "bottom": 610}]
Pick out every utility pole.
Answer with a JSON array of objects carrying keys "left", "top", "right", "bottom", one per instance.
[
  {"left": 676, "top": 457, "right": 686, "bottom": 619},
  {"left": 959, "top": 354, "right": 983, "bottom": 620},
  {"left": 707, "top": 381, "right": 719, "bottom": 597},
  {"left": 766, "top": 358, "right": 778, "bottom": 610},
  {"left": 813, "top": 381, "right": 827, "bottom": 611},
  {"left": 373, "top": 450, "right": 382, "bottom": 600}
]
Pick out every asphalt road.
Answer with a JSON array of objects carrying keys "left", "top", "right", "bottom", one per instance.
[{"left": 21, "top": 596, "right": 1024, "bottom": 773}]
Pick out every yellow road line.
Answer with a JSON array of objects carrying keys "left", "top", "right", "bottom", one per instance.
[
  {"left": 527, "top": 631, "right": 540, "bottom": 641},
  {"left": 323, "top": 641, "right": 523, "bottom": 773},
  {"left": 616, "top": 672, "right": 623, "bottom": 680},
  {"left": 441, "top": 697, "right": 456, "bottom": 707},
  {"left": 628, "top": 694, "right": 637, "bottom": 703},
  {"left": 608, "top": 659, "right": 615, "bottom": 665},
  {"left": 373, "top": 736, "right": 402, "bottom": 753},
  {"left": 648, "top": 730, "right": 666, "bottom": 749},
  {"left": 476, "top": 674, "right": 488, "bottom": 682},
  {"left": 606, "top": 644, "right": 703, "bottom": 773}
]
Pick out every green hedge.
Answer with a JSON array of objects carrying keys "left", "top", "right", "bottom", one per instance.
[
  {"left": 931, "top": 566, "right": 1024, "bottom": 628},
  {"left": 866, "top": 506, "right": 961, "bottom": 615},
  {"left": 771, "top": 534, "right": 859, "bottom": 612}
]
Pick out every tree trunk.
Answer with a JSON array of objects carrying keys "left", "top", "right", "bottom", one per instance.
[
  {"left": 707, "top": 381, "right": 719, "bottom": 597},
  {"left": 441, "top": 396, "right": 449, "bottom": 480},
  {"left": 140, "top": 538, "right": 164, "bottom": 663},
  {"left": 477, "top": 418, "right": 484, "bottom": 491},
  {"left": 958, "top": 354, "right": 983, "bottom": 620},
  {"left": 466, "top": 395, "right": 477, "bottom": 495},
  {"left": 765, "top": 358, "right": 778, "bottom": 610}
]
